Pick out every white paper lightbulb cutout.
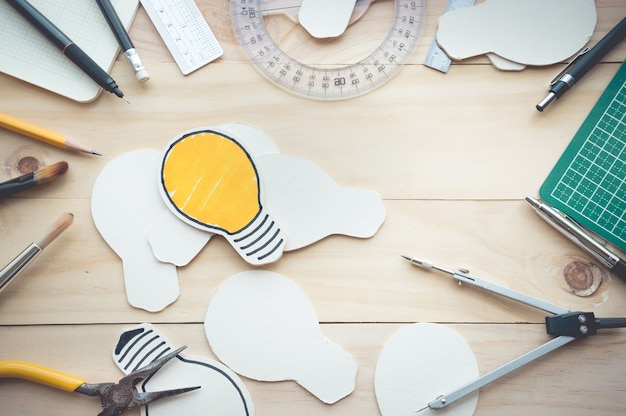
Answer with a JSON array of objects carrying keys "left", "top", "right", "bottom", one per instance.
[
  {"left": 113, "top": 323, "right": 255, "bottom": 416},
  {"left": 159, "top": 130, "right": 286, "bottom": 265},
  {"left": 204, "top": 270, "right": 358, "bottom": 404},
  {"left": 91, "top": 150, "right": 180, "bottom": 312},
  {"left": 375, "top": 323, "right": 479, "bottom": 416}
]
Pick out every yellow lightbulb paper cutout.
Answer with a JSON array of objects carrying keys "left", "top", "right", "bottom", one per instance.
[{"left": 160, "top": 129, "right": 286, "bottom": 265}]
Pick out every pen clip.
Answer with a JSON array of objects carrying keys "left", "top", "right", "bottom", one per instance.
[{"left": 550, "top": 47, "right": 589, "bottom": 86}]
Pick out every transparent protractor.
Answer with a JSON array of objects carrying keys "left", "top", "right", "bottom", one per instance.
[{"left": 230, "top": 0, "right": 426, "bottom": 100}]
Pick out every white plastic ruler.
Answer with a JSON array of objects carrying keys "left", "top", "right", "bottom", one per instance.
[
  {"left": 424, "top": 0, "right": 474, "bottom": 73},
  {"left": 141, "top": 0, "right": 223, "bottom": 75},
  {"left": 230, "top": 0, "right": 426, "bottom": 100}
]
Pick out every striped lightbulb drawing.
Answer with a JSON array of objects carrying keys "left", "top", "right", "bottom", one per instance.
[{"left": 159, "top": 129, "right": 286, "bottom": 265}]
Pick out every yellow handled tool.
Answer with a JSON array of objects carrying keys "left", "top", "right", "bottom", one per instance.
[
  {"left": 0, "top": 346, "right": 200, "bottom": 416},
  {"left": 0, "top": 360, "right": 84, "bottom": 391}
]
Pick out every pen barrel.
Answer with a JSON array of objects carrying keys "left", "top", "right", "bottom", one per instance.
[
  {"left": 96, "top": 0, "right": 134, "bottom": 50},
  {"left": 63, "top": 43, "right": 117, "bottom": 93},
  {"left": 0, "top": 243, "right": 42, "bottom": 293},
  {"left": 6, "top": 0, "right": 72, "bottom": 49},
  {"left": 532, "top": 203, "right": 620, "bottom": 269},
  {"left": 569, "top": 16, "right": 626, "bottom": 80}
]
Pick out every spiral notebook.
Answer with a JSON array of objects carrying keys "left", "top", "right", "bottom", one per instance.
[
  {"left": 540, "top": 61, "right": 626, "bottom": 252},
  {"left": 0, "top": 0, "right": 139, "bottom": 103}
]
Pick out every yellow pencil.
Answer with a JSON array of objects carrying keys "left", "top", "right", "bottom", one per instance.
[{"left": 0, "top": 113, "right": 101, "bottom": 156}]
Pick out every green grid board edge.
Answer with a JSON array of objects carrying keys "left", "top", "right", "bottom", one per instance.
[{"left": 540, "top": 61, "right": 626, "bottom": 252}]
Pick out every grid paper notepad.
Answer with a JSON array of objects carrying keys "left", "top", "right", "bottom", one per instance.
[
  {"left": 540, "top": 60, "right": 626, "bottom": 253},
  {"left": 0, "top": 0, "right": 139, "bottom": 103}
]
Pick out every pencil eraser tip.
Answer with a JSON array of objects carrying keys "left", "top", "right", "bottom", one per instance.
[{"left": 136, "top": 69, "right": 150, "bottom": 83}]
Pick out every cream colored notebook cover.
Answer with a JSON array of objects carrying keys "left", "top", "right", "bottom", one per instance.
[{"left": 0, "top": 0, "right": 139, "bottom": 102}]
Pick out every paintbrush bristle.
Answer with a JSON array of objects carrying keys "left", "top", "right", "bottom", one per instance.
[
  {"left": 35, "top": 213, "right": 74, "bottom": 249},
  {"left": 33, "top": 161, "right": 68, "bottom": 184}
]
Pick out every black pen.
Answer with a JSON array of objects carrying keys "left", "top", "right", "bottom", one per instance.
[
  {"left": 526, "top": 196, "right": 626, "bottom": 282},
  {"left": 6, "top": 0, "right": 129, "bottom": 102},
  {"left": 96, "top": 0, "right": 149, "bottom": 83},
  {"left": 536, "top": 16, "right": 626, "bottom": 112}
]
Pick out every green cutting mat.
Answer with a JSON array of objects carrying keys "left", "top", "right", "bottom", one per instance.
[{"left": 540, "top": 60, "right": 626, "bottom": 253}]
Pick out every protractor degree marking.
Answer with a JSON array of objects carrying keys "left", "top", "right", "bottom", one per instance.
[{"left": 230, "top": 0, "right": 426, "bottom": 100}]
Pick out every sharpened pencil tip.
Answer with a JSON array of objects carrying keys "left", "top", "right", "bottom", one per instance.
[{"left": 92, "top": 150, "right": 103, "bottom": 156}]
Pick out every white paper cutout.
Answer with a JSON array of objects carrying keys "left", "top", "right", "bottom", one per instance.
[
  {"left": 298, "top": 0, "right": 356, "bottom": 38},
  {"left": 204, "top": 270, "right": 357, "bottom": 404},
  {"left": 92, "top": 123, "right": 385, "bottom": 309},
  {"left": 259, "top": 153, "right": 385, "bottom": 250},
  {"left": 485, "top": 53, "right": 526, "bottom": 71},
  {"left": 436, "top": 0, "right": 596, "bottom": 69},
  {"left": 150, "top": 122, "right": 385, "bottom": 263},
  {"left": 113, "top": 323, "right": 254, "bottom": 416},
  {"left": 375, "top": 323, "right": 479, "bottom": 416},
  {"left": 91, "top": 150, "right": 179, "bottom": 312},
  {"left": 148, "top": 212, "right": 212, "bottom": 267}
]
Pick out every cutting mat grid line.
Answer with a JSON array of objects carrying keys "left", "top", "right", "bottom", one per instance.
[{"left": 541, "top": 62, "right": 626, "bottom": 252}]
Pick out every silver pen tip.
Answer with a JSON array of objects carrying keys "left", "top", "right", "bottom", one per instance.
[
  {"left": 524, "top": 195, "right": 540, "bottom": 208},
  {"left": 536, "top": 92, "right": 556, "bottom": 112},
  {"left": 401, "top": 255, "right": 434, "bottom": 269},
  {"left": 402, "top": 255, "right": 457, "bottom": 276}
]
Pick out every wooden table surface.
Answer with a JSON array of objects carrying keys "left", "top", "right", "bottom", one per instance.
[{"left": 1, "top": 1, "right": 625, "bottom": 415}]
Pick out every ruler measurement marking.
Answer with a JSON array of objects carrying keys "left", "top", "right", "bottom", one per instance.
[{"left": 141, "top": 0, "right": 223, "bottom": 74}]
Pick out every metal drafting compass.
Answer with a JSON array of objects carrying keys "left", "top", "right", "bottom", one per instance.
[
  {"left": 402, "top": 255, "right": 626, "bottom": 412},
  {"left": 230, "top": 0, "right": 426, "bottom": 100}
]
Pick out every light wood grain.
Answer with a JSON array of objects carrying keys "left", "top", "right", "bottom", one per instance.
[{"left": 1, "top": 1, "right": 625, "bottom": 415}]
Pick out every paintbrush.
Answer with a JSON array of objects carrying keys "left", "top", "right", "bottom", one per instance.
[
  {"left": 0, "top": 213, "right": 74, "bottom": 294},
  {"left": 0, "top": 161, "right": 68, "bottom": 198}
]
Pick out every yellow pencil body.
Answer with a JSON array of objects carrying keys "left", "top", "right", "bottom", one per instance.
[
  {"left": 0, "top": 112, "right": 66, "bottom": 149},
  {"left": 0, "top": 113, "right": 99, "bottom": 155}
]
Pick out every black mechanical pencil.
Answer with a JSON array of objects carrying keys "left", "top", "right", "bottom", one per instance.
[
  {"left": 6, "top": 0, "right": 129, "bottom": 102},
  {"left": 537, "top": 16, "right": 626, "bottom": 112},
  {"left": 95, "top": 0, "right": 149, "bottom": 82}
]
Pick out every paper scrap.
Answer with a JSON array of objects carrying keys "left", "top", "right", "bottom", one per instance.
[
  {"left": 375, "top": 323, "right": 479, "bottom": 416},
  {"left": 91, "top": 150, "right": 179, "bottom": 312},
  {"left": 436, "top": 0, "right": 596, "bottom": 69},
  {"left": 204, "top": 270, "right": 357, "bottom": 404},
  {"left": 259, "top": 153, "right": 385, "bottom": 250},
  {"left": 298, "top": 0, "right": 356, "bottom": 38}
]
